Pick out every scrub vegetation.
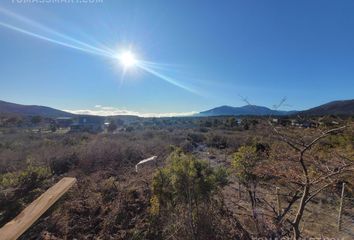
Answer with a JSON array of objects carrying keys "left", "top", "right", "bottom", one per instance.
[{"left": 0, "top": 115, "right": 353, "bottom": 239}]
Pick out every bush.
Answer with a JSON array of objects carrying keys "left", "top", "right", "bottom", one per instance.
[
  {"left": 107, "top": 120, "right": 117, "bottom": 132},
  {"left": 152, "top": 150, "right": 228, "bottom": 205},
  {"left": 180, "top": 140, "right": 194, "bottom": 153},
  {"left": 187, "top": 133, "right": 205, "bottom": 144},
  {"left": 232, "top": 145, "right": 261, "bottom": 184},
  {"left": 17, "top": 165, "right": 51, "bottom": 192},
  {"left": 49, "top": 153, "right": 79, "bottom": 175},
  {"left": 207, "top": 134, "right": 228, "bottom": 149},
  {"left": 0, "top": 165, "right": 51, "bottom": 226},
  {"left": 150, "top": 149, "right": 229, "bottom": 239},
  {"left": 1, "top": 165, "right": 51, "bottom": 191}
]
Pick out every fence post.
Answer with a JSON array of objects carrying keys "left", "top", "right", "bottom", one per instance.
[
  {"left": 338, "top": 182, "right": 345, "bottom": 231},
  {"left": 276, "top": 187, "right": 281, "bottom": 215},
  {"left": 238, "top": 180, "right": 241, "bottom": 199}
]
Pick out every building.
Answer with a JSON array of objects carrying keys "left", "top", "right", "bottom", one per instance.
[
  {"left": 70, "top": 116, "right": 103, "bottom": 133},
  {"left": 55, "top": 117, "right": 73, "bottom": 128},
  {"left": 291, "top": 119, "right": 317, "bottom": 128}
]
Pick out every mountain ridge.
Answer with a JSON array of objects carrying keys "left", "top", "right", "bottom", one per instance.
[
  {"left": 197, "top": 99, "right": 354, "bottom": 117},
  {"left": 299, "top": 99, "right": 354, "bottom": 116},
  {"left": 197, "top": 105, "right": 297, "bottom": 116},
  {"left": 0, "top": 100, "right": 74, "bottom": 118},
  {"left": 0, "top": 99, "right": 353, "bottom": 118}
]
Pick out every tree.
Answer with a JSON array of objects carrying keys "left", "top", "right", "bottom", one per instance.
[
  {"left": 213, "top": 118, "right": 220, "bottom": 127},
  {"left": 204, "top": 120, "right": 212, "bottom": 128},
  {"left": 208, "top": 134, "right": 228, "bottom": 149},
  {"left": 107, "top": 120, "right": 117, "bottom": 132},
  {"left": 49, "top": 124, "right": 57, "bottom": 132},
  {"left": 232, "top": 144, "right": 267, "bottom": 231},
  {"left": 268, "top": 125, "right": 353, "bottom": 239},
  {"left": 116, "top": 118, "right": 124, "bottom": 126},
  {"left": 4, "top": 117, "right": 23, "bottom": 127},
  {"left": 30, "top": 115, "right": 42, "bottom": 125},
  {"left": 226, "top": 117, "right": 237, "bottom": 128},
  {"left": 242, "top": 121, "right": 250, "bottom": 130}
]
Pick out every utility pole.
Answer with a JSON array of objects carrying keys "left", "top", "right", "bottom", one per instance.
[{"left": 338, "top": 182, "right": 345, "bottom": 231}]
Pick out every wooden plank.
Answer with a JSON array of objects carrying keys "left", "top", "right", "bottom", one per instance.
[{"left": 0, "top": 177, "right": 76, "bottom": 240}]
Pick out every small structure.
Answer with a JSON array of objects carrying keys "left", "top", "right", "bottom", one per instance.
[
  {"left": 56, "top": 117, "right": 73, "bottom": 128},
  {"left": 135, "top": 156, "right": 157, "bottom": 172},
  {"left": 299, "top": 120, "right": 317, "bottom": 128},
  {"left": 290, "top": 119, "right": 317, "bottom": 128},
  {"left": 70, "top": 116, "right": 103, "bottom": 133},
  {"left": 291, "top": 119, "right": 298, "bottom": 127}
]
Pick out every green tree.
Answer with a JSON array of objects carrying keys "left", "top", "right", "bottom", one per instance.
[
  {"left": 49, "top": 124, "right": 57, "bottom": 132},
  {"left": 232, "top": 145, "right": 260, "bottom": 183},
  {"left": 213, "top": 118, "right": 220, "bottom": 127},
  {"left": 232, "top": 144, "right": 266, "bottom": 230},
  {"left": 30, "top": 115, "right": 42, "bottom": 125},
  {"left": 226, "top": 117, "right": 237, "bottom": 128},
  {"left": 107, "top": 120, "right": 117, "bottom": 132}
]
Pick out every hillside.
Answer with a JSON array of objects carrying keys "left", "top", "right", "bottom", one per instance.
[
  {"left": 1, "top": 99, "right": 353, "bottom": 118},
  {"left": 0, "top": 100, "right": 73, "bottom": 118},
  {"left": 299, "top": 99, "right": 354, "bottom": 116},
  {"left": 197, "top": 105, "right": 296, "bottom": 117},
  {"left": 198, "top": 99, "right": 354, "bottom": 117}
]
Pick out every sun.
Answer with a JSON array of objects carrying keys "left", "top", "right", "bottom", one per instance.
[{"left": 118, "top": 50, "right": 138, "bottom": 68}]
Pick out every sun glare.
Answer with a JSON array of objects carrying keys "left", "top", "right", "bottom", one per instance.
[{"left": 119, "top": 51, "right": 137, "bottom": 68}]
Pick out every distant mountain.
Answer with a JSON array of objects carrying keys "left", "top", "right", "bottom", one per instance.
[
  {"left": 197, "top": 105, "right": 296, "bottom": 117},
  {"left": 1, "top": 99, "right": 353, "bottom": 119},
  {"left": 198, "top": 99, "right": 354, "bottom": 117},
  {"left": 299, "top": 99, "right": 354, "bottom": 116},
  {"left": 0, "top": 100, "right": 74, "bottom": 118}
]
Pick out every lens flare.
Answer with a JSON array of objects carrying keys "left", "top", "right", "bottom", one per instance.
[
  {"left": 118, "top": 51, "right": 137, "bottom": 68},
  {"left": 0, "top": 7, "right": 200, "bottom": 95},
  {"left": 137, "top": 62, "right": 198, "bottom": 95}
]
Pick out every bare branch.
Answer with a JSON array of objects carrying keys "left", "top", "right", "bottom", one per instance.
[
  {"left": 310, "top": 163, "right": 353, "bottom": 185},
  {"left": 305, "top": 182, "right": 334, "bottom": 204},
  {"left": 272, "top": 127, "right": 302, "bottom": 152},
  {"left": 278, "top": 191, "right": 301, "bottom": 221},
  {"left": 302, "top": 126, "right": 346, "bottom": 153},
  {"left": 259, "top": 197, "right": 277, "bottom": 215}
]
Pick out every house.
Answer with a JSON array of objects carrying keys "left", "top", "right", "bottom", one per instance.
[
  {"left": 55, "top": 117, "right": 73, "bottom": 128},
  {"left": 70, "top": 116, "right": 103, "bottom": 133},
  {"left": 291, "top": 119, "right": 317, "bottom": 128}
]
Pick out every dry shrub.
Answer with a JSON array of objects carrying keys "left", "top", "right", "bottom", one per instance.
[{"left": 78, "top": 137, "right": 125, "bottom": 172}]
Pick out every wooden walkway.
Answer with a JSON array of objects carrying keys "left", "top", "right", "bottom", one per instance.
[{"left": 0, "top": 177, "right": 76, "bottom": 240}]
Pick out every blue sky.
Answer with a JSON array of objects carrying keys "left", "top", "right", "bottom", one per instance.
[{"left": 0, "top": 0, "right": 353, "bottom": 116}]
